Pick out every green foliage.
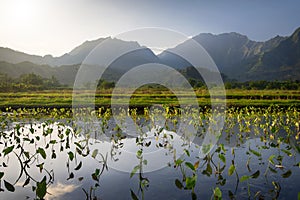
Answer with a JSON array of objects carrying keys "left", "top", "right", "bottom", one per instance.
[
  {"left": 0, "top": 105, "right": 299, "bottom": 199},
  {"left": 249, "top": 148, "right": 261, "bottom": 157},
  {"left": 282, "top": 170, "right": 292, "bottom": 178},
  {"left": 74, "top": 161, "right": 82, "bottom": 171},
  {"left": 228, "top": 164, "right": 235, "bottom": 176},
  {"left": 130, "top": 165, "right": 140, "bottom": 178},
  {"left": 0, "top": 172, "right": 4, "bottom": 179},
  {"left": 68, "top": 151, "right": 74, "bottom": 161},
  {"left": 4, "top": 180, "right": 15, "bottom": 192},
  {"left": 0, "top": 72, "right": 62, "bottom": 92},
  {"left": 185, "top": 162, "right": 195, "bottom": 171},
  {"left": 130, "top": 189, "right": 139, "bottom": 200},
  {"left": 213, "top": 187, "right": 222, "bottom": 199},
  {"left": 36, "top": 177, "right": 47, "bottom": 199},
  {"left": 175, "top": 179, "right": 183, "bottom": 189},
  {"left": 0, "top": 89, "right": 299, "bottom": 108},
  {"left": 218, "top": 153, "right": 226, "bottom": 163},
  {"left": 37, "top": 147, "right": 47, "bottom": 159},
  {"left": 240, "top": 175, "right": 251, "bottom": 182},
  {"left": 225, "top": 80, "right": 300, "bottom": 90},
  {"left": 97, "top": 79, "right": 115, "bottom": 89},
  {"left": 2, "top": 145, "right": 14, "bottom": 156},
  {"left": 251, "top": 170, "right": 260, "bottom": 179},
  {"left": 185, "top": 175, "right": 197, "bottom": 189}
]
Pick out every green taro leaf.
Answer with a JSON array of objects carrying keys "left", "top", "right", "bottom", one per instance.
[
  {"left": 136, "top": 150, "right": 142, "bottom": 158},
  {"left": 269, "top": 167, "right": 277, "bottom": 174},
  {"left": 49, "top": 140, "right": 57, "bottom": 144},
  {"left": 3, "top": 145, "right": 14, "bottom": 156},
  {"left": 281, "top": 149, "right": 292, "bottom": 157},
  {"left": 184, "top": 149, "right": 190, "bottom": 157},
  {"left": 185, "top": 162, "right": 195, "bottom": 171},
  {"left": 36, "top": 177, "right": 47, "bottom": 199},
  {"left": 249, "top": 149, "right": 261, "bottom": 157},
  {"left": 219, "top": 153, "right": 226, "bottom": 163},
  {"left": 143, "top": 159, "right": 148, "bottom": 166},
  {"left": 214, "top": 187, "right": 222, "bottom": 198},
  {"left": 272, "top": 181, "right": 280, "bottom": 190},
  {"left": 67, "top": 172, "right": 74, "bottom": 180},
  {"left": 175, "top": 179, "right": 183, "bottom": 189},
  {"left": 4, "top": 180, "right": 15, "bottom": 192},
  {"left": 175, "top": 159, "right": 184, "bottom": 166},
  {"left": 185, "top": 175, "right": 197, "bottom": 189},
  {"left": 251, "top": 170, "right": 260, "bottom": 179},
  {"left": 228, "top": 190, "right": 235, "bottom": 199},
  {"left": 295, "top": 145, "right": 300, "bottom": 154},
  {"left": 91, "top": 173, "right": 98, "bottom": 182},
  {"left": 36, "top": 163, "right": 44, "bottom": 173},
  {"left": 130, "top": 189, "right": 139, "bottom": 200},
  {"left": 74, "top": 142, "right": 83, "bottom": 150},
  {"left": 281, "top": 170, "right": 292, "bottom": 178},
  {"left": 203, "top": 163, "right": 213, "bottom": 176},
  {"left": 220, "top": 144, "right": 226, "bottom": 152},
  {"left": 92, "top": 149, "right": 98, "bottom": 159},
  {"left": 95, "top": 169, "right": 100, "bottom": 176},
  {"left": 228, "top": 164, "right": 235, "bottom": 176},
  {"left": 74, "top": 161, "right": 82, "bottom": 170},
  {"left": 68, "top": 151, "right": 74, "bottom": 161},
  {"left": 51, "top": 151, "right": 56, "bottom": 159},
  {"left": 23, "top": 177, "right": 30, "bottom": 187},
  {"left": 207, "top": 163, "right": 212, "bottom": 174},
  {"left": 0, "top": 172, "right": 4, "bottom": 179},
  {"left": 130, "top": 165, "right": 140, "bottom": 178},
  {"left": 240, "top": 175, "right": 250, "bottom": 182},
  {"left": 268, "top": 155, "right": 276, "bottom": 165},
  {"left": 37, "top": 148, "right": 46, "bottom": 159},
  {"left": 192, "top": 192, "right": 197, "bottom": 200},
  {"left": 78, "top": 177, "right": 84, "bottom": 181},
  {"left": 202, "top": 144, "right": 212, "bottom": 155}
]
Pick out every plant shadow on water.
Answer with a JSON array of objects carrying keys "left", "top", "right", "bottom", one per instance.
[{"left": 0, "top": 106, "right": 299, "bottom": 200}]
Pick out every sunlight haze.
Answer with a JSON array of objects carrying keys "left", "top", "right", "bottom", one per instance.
[{"left": 0, "top": 0, "right": 299, "bottom": 56}]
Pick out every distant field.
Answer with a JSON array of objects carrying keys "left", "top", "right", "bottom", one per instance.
[{"left": 0, "top": 89, "right": 300, "bottom": 108}]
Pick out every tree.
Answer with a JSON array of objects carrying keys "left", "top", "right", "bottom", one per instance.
[
  {"left": 19, "top": 73, "right": 44, "bottom": 85},
  {"left": 97, "top": 79, "right": 115, "bottom": 89},
  {"left": 44, "top": 76, "right": 60, "bottom": 88}
]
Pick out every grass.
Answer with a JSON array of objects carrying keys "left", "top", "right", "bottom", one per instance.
[{"left": 0, "top": 89, "right": 299, "bottom": 108}]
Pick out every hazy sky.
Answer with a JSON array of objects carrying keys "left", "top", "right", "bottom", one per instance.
[{"left": 0, "top": 0, "right": 299, "bottom": 56}]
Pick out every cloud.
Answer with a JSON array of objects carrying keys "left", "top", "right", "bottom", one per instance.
[{"left": 45, "top": 182, "right": 79, "bottom": 200}]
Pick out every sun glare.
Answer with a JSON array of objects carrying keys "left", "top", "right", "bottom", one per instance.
[{"left": 4, "top": 0, "right": 38, "bottom": 25}]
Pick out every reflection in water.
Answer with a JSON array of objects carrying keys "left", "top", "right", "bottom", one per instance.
[
  {"left": 46, "top": 183, "right": 78, "bottom": 200},
  {"left": 0, "top": 109, "right": 300, "bottom": 200}
]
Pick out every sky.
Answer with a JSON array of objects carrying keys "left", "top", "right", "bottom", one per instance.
[{"left": 0, "top": 0, "right": 300, "bottom": 56}]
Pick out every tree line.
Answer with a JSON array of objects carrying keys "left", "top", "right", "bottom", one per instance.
[
  {"left": 0, "top": 73, "right": 63, "bottom": 92},
  {"left": 1, "top": 72, "right": 299, "bottom": 92},
  {"left": 0, "top": 73, "right": 116, "bottom": 92},
  {"left": 224, "top": 80, "right": 300, "bottom": 90}
]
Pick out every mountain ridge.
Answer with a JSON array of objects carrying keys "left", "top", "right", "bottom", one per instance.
[{"left": 0, "top": 27, "right": 300, "bottom": 82}]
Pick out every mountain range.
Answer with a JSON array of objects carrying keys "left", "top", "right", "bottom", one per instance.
[{"left": 1, "top": 27, "right": 300, "bottom": 85}]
